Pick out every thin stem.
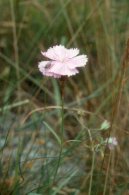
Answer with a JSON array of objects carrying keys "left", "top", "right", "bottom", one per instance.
[
  {"left": 10, "top": 0, "right": 21, "bottom": 106},
  {"left": 10, "top": 0, "right": 19, "bottom": 70},
  {"left": 103, "top": 151, "right": 111, "bottom": 195},
  {"left": 60, "top": 94, "right": 64, "bottom": 144},
  {"left": 88, "top": 149, "right": 96, "bottom": 195},
  {"left": 81, "top": 127, "right": 95, "bottom": 194},
  {"left": 53, "top": 90, "right": 64, "bottom": 183}
]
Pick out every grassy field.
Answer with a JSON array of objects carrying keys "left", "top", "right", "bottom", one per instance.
[{"left": 0, "top": 0, "right": 129, "bottom": 194}]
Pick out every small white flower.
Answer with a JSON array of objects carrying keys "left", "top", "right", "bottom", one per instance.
[{"left": 105, "top": 137, "right": 118, "bottom": 150}]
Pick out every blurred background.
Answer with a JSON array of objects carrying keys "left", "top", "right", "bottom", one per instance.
[{"left": 0, "top": 0, "right": 129, "bottom": 194}]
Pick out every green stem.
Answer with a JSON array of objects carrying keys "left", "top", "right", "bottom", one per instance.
[
  {"left": 53, "top": 93, "right": 64, "bottom": 183},
  {"left": 88, "top": 149, "right": 96, "bottom": 195},
  {"left": 103, "top": 151, "right": 111, "bottom": 195}
]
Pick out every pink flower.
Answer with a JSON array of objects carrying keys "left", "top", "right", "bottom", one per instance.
[{"left": 38, "top": 45, "right": 88, "bottom": 78}]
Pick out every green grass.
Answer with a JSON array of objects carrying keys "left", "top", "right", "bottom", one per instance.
[{"left": 0, "top": 0, "right": 129, "bottom": 194}]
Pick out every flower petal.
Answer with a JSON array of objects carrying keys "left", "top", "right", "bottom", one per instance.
[
  {"left": 43, "top": 71, "right": 61, "bottom": 78},
  {"left": 38, "top": 61, "right": 61, "bottom": 78},
  {"left": 41, "top": 45, "right": 67, "bottom": 61},
  {"left": 49, "top": 61, "right": 79, "bottom": 76},
  {"left": 66, "top": 48, "right": 79, "bottom": 58},
  {"left": 66, "top": 55, "right": 88, "bottom": 69},
  {"left": 38, "top": 61, "right": 51, "bottom": 70}
]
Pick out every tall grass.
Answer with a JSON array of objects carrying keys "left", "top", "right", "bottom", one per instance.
[{"left": 0, "top": 0, "right": 129, "bottom": 194}]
